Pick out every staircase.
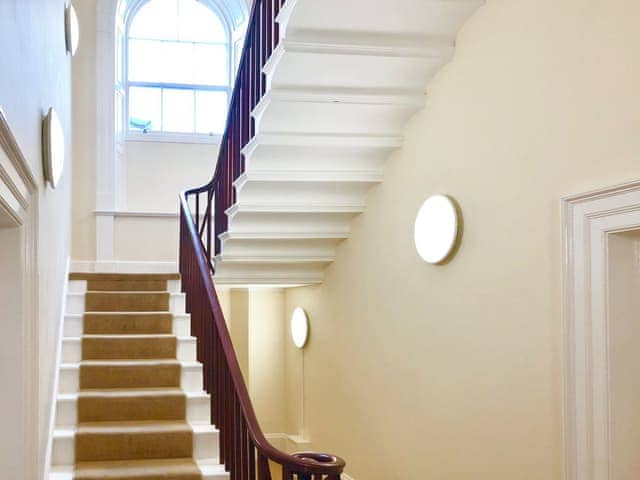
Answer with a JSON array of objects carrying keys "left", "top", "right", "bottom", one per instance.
[
  {"left": 200, "top": 0, "right": 484, "bottom": 284},
  {"left": 50, "top": 273, "right": 226, "bottom": 479}
]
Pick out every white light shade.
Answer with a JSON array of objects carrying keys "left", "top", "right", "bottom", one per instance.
[
  {"left": 42, "top": 108, "right": 65, "bottom": 189},
  {"left": 290, "top": 307, "right": 309, "bottom": 349},
  {"left": 65, "top": 4, "right": 80, "bottom": 56},
  {"left": 414, "top": 194, "right": 459, "bottom": 264}
]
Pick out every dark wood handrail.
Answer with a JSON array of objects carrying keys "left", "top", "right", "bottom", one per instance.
[
  {"left": 178, "top": 0, "right": 346, "bottom": 477},
  {"left": 190, "top": 0, "right": 287, "bottom": 262},
  {"left": 179, "top": 193, "right": 346, "bottom": 479}
]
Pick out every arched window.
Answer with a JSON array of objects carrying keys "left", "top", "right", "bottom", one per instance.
[{"left": 126, "top": 0, "right": 232, "bottom": 137}]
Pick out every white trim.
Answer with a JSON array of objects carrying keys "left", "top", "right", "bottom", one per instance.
[
  {"left": 126, "top": 132, "right": 222, "bottom": 145},
  {"left": 562, "top": 179, "right": 640, "bottom": 480},
  {"left": 95, "top": 209, "right": 178, "bottom": 218},
  {"left": 43, "top": 257, "right": 70, "bottom": 480},
  {"left": 71, "top": 260, "right": 178, "bottom": 273},
  {"left": 0, "top": 108, "right": 38, "bottom": 226}
]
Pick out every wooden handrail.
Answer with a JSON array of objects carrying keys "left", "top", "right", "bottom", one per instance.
[
  {"left": 179, "top": 0, "right": 346, "bottom": 477},
  {"left": 179, "top": 193, "right": 346, "bottom": 479},
  {"left": 189, "top": 0, "right": 286, "bottom": 262}
]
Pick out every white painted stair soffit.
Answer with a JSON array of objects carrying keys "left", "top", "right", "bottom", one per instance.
[{"left": 214, "top": 0, "right": 483, "bottom": 285}]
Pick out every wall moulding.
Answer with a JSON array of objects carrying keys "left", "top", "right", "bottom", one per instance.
[
  {"left": 562, "top": 179, "right": 640, "bottom": 480},
  {"left": 0, "top": 109, "right": 38, "bottom": 226}
]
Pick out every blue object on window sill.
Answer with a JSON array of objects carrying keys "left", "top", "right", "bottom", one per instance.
[{"left": 130, "top": 117, "right": 152, "bottom": 131}]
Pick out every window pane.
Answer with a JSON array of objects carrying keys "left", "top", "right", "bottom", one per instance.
[
  {"left": 129, "top": 0, "right": 179, "bottom": 41},
  {"left": 129, "top": 87, "right": 161, "bottom": 131},
  {"left": 178, "top": 0, "right": 227, "bottom": 43},
  {"left": 163, "top": 88, "right": 195, "bottom": 133},
  {"left": 128, "top": 39, "right": 164, "bottom": 82},
  {"left": 194, "top": 44, "right": 228, "bottom": 85},
  {"left": 195, "top": 90, "right": 228, "bottom": 134}
]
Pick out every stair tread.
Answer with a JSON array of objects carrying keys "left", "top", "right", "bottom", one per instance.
[
  {"left": 78, "top": 388, "right": 185, "bottom": 398},
  {"left": 77, "top": 420, "right": 193, "bottom": 434},
  {"left": 60, "top": 388, "right": 208, "bottom": 397},
  {"left": 70, "top": 273, "right": 181, "bottom": 281},
  {"left": 77, "top": 359, "right": 185, "bottom": 366}
]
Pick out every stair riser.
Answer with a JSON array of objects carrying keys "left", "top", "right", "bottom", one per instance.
[
  {"left": 58, "top": 364, "right": 202, "bottom": 393},
  {"left": 52, "top": 428, "right": 219, "bottom": 465},
  {"left": 55, "top": 394, "right": 210, "bottom": 427},
  {"left": 254, "top": 97, "right": 421, "bottom": 137},
  {"left": 66, "top": 293, "right": 186, "bottom": 315},
  {"left": 63, "top": 314, "right": 190, "bottom": 337},
  {"left": 62, "top": 337, "right": 195, "bottom": 362}
]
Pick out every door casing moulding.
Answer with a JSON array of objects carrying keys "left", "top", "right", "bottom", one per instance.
[
  {"left": 0, "top": 107, "right": 39, "bottom": 480},
  {"left": 562, "top": 179, "right": 640, "bottom": 480}
]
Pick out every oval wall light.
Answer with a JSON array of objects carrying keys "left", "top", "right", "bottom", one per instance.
[
  {"left": 42, "top": 108, "right": 65, "bottom": 189},
  {"left": 290, "top": 307, "right": 309, "bottom": 349},
  {"left": 414, "top": 194, "right": 460, "bottom": 264},
  {"left": 65, "top": 4, "right": 80, "bottom": 56}
]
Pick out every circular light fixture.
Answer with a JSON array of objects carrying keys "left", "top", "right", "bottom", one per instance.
[
  {"left": 290, "top": 307, "right": 309, "bottom": 349},
  {"left": 414, "top": 194, "right": 460, "bottom": 264},
  {"left": 42, "top": 108, "right": 65, "bottom": 189},
  {"left": 65, "top": 4, "right": 80, "bottom": 56}
]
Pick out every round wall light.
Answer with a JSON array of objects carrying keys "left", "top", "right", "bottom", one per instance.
[
  {"left": 65, "top": 4, "right": 80, "bottom": 56},
  {"left": 42, "top": 108, "right": 65, "bottom": 189},
  {"left": 290, "top": 307, "right": 309, "bottom": 349},
  {"left": 414, "top": 194, "right": 460, "bottom": 264}
]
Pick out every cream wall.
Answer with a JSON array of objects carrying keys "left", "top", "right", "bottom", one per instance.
[
  {"left": 248, "top": 288, "right": 287, "bottom": 433},
  {"left": 608, "top": 231, "right": 640, "bottom": 480},
  {"left": 125, "top": 141, "right": 216, "bottom": 212},
  {"left": 0, "top": 0, "right": 72, "bottom": 478},
  {"left": 224, "top": 288, "right": 288, "bottom": 435},
  {"left": 71, "top": 0, "right": 219, "bottom": 263},
  {"left": 279, "top": 1, "right": 640, "bottom": 478}
]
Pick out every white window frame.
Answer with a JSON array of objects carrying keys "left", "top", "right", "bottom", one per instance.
[{"left": 123, "top": 0, "right": 235, "bottom": 144}]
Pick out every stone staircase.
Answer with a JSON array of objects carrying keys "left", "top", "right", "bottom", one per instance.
[
  {"left": 212, "top": 0, "right": 483, "bottom": 284},
  {"left": 50, "top": 273, "right": 227, "bottom": 480}
]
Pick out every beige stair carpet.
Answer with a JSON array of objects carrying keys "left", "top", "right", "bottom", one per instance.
[{"left": 71, "top": 273, "right": 202, "bottom": 480}]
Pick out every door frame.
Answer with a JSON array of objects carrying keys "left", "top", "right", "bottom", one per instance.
[{"left": 562, "top": 179, "right": 640, "bottom": 480}]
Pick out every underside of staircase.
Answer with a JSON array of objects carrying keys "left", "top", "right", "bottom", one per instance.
[
  {"left": 50, "top": 273, "right": 227, "bottom": 480},
  {"left": 212, "top": 0, "right": 483, "bottom": 285}
]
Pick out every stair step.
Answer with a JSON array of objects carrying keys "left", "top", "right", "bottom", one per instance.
[
  {"left": 85, "top": 292, "right": 170, "bottom": 312},
  {"left": 75, "top": 420, "right": 194, "bottom": 462},
  {"left": 80, "top": 334, "right": 181, "bottom": 360},
  {"left": 59, "top": 360, "right": 202, "bottom": 392},
  {"left": 69, "top": 272, "right": 181, "bottom": 293},
  {"left": 56, "top": 390, "right": 211, "bottom": 426},
  {"left": 51, "top": 460, "right": 228, "bottom": 480},
  {"left": 78, "top": 388, "right": 186, "bottom": 423},
  {"left": 66, "top": 292, "right": 186, "bottom": 315},
  {"left": 80, "top": 360, "right": 180, "bottom": 389},
  {"left": 74, "top": 457, "right": 201, "bottom": 480},
  {"left": 52, "top": 423, "right": 219, "bottom": 465}
]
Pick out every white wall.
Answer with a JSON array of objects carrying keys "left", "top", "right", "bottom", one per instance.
[
  {"left": 278, "top": 1, "right": 640, "bottom": 478},
  {"left": 608, "top": 231, "right": 640, "bottom": 480},
  {"left": 72, "top": 0, "right": 220, "bottom": 263},
  {"left": 0, "top": 0, "right": 72, "bottom": 478},
  {"left": 125, "top": 141, "right": 216, "bottom": 212}
]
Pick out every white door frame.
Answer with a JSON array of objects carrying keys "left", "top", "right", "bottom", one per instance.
[{"left": 562, "top": 179, "right": 640, "bottom": 480}]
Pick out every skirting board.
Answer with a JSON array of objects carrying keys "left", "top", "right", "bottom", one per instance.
[
  {"left": 43, "top": 257, "right": 70, "bottom": 480},
  {"left": 71, "top": 260, "right": 178, "bottom": 273}
]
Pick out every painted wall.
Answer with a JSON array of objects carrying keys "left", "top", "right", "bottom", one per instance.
[
  {"left": 224, "top": 288, "right": 288, "bottom": 434},
  {"left": 248, "top": 288, "right": 286, "bottom": 434},
  {"left": 71, "top": 0, "right": 219, "bottom": 263},
  {"left": 279, "top": 1, "right": 640, "bottom": 478},
  {"left": 0, "top": 0, "right": 72, "bottom": 478},
  {"left": 608, "top": 231, "right": 640, "bottom": 480}
]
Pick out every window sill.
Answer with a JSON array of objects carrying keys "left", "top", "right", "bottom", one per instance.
[{"left": 126, "top": 132, "right": 222, "bottom": 145}]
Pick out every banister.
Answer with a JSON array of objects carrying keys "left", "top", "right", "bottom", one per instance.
[
  {"left": 179, "top": 0, "right": 346, "bottom": 477},
  {"left": 179, "top": 193, "right": 346, "bottom": 478}
]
